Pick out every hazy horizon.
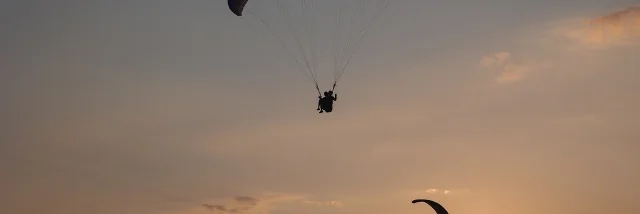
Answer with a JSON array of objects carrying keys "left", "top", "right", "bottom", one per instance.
[{"left": 1, "top": 0, "right": 639, "bottom": 214}]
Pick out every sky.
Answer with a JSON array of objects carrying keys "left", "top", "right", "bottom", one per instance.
[{"left": 1, "top": 0, "right": 640, "bottom": 214}]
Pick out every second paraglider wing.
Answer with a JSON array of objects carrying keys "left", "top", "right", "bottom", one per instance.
[{"left": 411, "top": 199, "right": 448, "bottom": 214}]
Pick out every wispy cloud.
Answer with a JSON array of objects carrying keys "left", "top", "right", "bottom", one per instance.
[
  {"left": 555, "top": 6, "right": 640, "bottom": 48},
  {"left": 301, "top": 200, "right": 344, "bottom": 207},
  {"left": 480, "top": 52, "right": 550, "bottom": 84},
  {"left": 195, "top": 193, "right": 342, "bottom": 214},
  {"left": 478, "top": 6, "right": 639, "bottom": 84},
  {"left": 201, "top": 196, "right": 259, "bottom": 213},
  {"left": 407, "top": 188, "right": 472, "bottom": 196},
  {"left": 234, "top": 196, "right": 259, "bottom": 206},
  {"left": 480, "top": 52, "right": 512, "bottom": 67}
]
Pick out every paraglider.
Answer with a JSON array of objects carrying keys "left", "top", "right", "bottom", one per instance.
[
  {"left": 412, "top": 199, "right": 449, "bottom": 214},
  {"left": 226, "top": 0, "right": 390, "bottom": 113}
]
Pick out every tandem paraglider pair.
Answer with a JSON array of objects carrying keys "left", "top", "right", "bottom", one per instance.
[{"left": 317, "top": 90, "right": 337, "bottom": 113}]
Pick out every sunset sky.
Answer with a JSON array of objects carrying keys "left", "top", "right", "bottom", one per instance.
[{"left": 1, "top": 0, "right": 639, "bottom": 214}]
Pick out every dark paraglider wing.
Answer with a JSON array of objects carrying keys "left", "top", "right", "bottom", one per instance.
[
  {"left": 411, "top": 199, "right": 449, "bottom": 214},
  {"left": 228, "top": 0, "right": 249, "bottom": 16}
]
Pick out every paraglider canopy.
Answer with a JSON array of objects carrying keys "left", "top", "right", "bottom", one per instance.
[
  {"left": 411, "top": 199, "right": 448, "bottom": 214},
  {"left": 228, "top": 0, "right": 248, "bottom": 16}
]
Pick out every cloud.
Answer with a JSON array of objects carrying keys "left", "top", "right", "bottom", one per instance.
[
  {"left": 479, "top": 52, "right": 550, "bottom": 84},
  {"left": 407, "top": 188, "right": 472, "bottom": 196},
  {"left": 234, "top": 196, "right": 259, "bottom": 206},
  {"left": 302, "top": 200, "right": 344, "bottom": 207},
  {"left": 201, "top": 196, "right": 260, "bottom": 213},
  {"left": 478, "top": 6, "right": 639, "bottom": 83},
  {"left": 480, "top": 52, "right": 511, "bottom": 67},
  {"left": 556, "top": 6, "right": 640, "bottom": 48},
  {"left": 203, "top": 204, "right": 234, "bottom": 213},
  {"left": 197, "top": 193, "right": 342, "bottom": 214}
]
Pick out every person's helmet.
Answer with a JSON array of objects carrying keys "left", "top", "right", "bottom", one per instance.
[
  {"left": 324, "top": 91, "right": 329, "bottom": 96},
  {"left": 328, "top": 90, "right": 333, "bottom": 95}
]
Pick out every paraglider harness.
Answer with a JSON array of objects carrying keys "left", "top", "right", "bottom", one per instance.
[{"left": 317, "top": 83, "right": 338, "bottom": 113}]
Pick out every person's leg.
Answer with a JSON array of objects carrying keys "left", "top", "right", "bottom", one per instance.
[{"left": 324, "top": 106, "right": 332, "bottom": 113}]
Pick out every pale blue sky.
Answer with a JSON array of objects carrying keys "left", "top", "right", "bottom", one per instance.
[{"left": 1, "top": 1, "right": 639, "bottom": 214}]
